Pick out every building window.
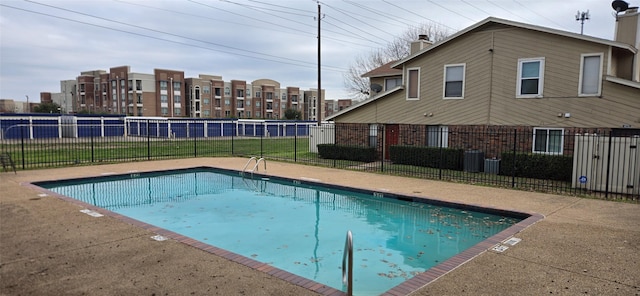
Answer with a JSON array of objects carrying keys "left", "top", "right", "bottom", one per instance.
[
  {"left": 407, "top": 68, "right": 420, "bottom": 100},
  {"left": 174, "top": 108, "right": 181, "bottom": 115},
  {"left": 203, "top": 98, "right": 210, "bottom": 104},
  {"left": 579, "top": 53, "right": 603, "bottom": 96},
  {"left": 161, "top": 95, "right": 168, "bottom": 103},
  {"left": 173, "top": 81, "right": 181, "bottom": 91},
  {"left": 174, "top": 95, "right": 181, "bottom": 103},
  {"left": 160, "top": 81, "right": 167, "bottom": 91},
  {"left": 203, "top": 110, "right": 210, "bottom": 116},
  {"left": 246, "top": 88, "right": 251, "bottom": 98},
  {"left": 214, "top": 87, "right": 221, "bottom": 97},
  {"left": 443, "top": 64, "right": 465, "bottom": 99},
  {"left": 256, "top": 91, "right": 261, "bottom": 98},
  {"left": 236, "top": 89, "right": 244, "bottom": 97},
  {"left": 203, "top": 86, "right": 210, "bottom": 94},
  {"left": 161, "top": 107, "right": 168, "bottom": 115},
  {"left": 224, "top": 87, "right": 230, "bottom": 96},
  {"left": 517, "top": 58, "right": 545, "bottom": 98},
  {"left": 426, "top": 126, "right": 448, "bottom": 148},
  {"left": 369, "top": 124, "right": 377, "bottom": 148},
  {"left": 384, "top": 77, "right": 402, "bottom": 91},
  {"left": 533, "top": 128, "right": 563, "bottom": 154},
  {"left": 224, "top": 99, "right": 230, "bottom": 105}
]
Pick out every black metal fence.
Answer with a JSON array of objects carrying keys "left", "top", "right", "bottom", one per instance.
[{"left": 1, "top": 122, "right": 638, "bottom": 201}]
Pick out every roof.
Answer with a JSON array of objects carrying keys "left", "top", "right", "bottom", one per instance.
[
  {"left": 392, "top": 17, "right": 637, "bottom": 69},
  {"left": 329, "top": 17, "right": 639, "bottom": 122},
  {"left": 361, "top": 60, "right": 402, "bottom": 78},
  {"left": 325, "top": 86, "right": 403, "bottom": 121}
]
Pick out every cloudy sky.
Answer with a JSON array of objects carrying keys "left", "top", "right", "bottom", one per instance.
[{"left": 0, "top": 0, "right": 627, "bottom": 103}]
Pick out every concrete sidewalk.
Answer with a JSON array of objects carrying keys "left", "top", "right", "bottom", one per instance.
[{"left": 1, "top": 158, "right": 639, "bottom": 295}]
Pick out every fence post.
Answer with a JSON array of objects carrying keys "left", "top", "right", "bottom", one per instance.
[
  {"left": 147, "top": 119, "right": 151, "bottom": 161},
  {"left": 511, "top": 129, "right": 517, "bottom": 188},
  {"left": 294, "top": 122, "right": 298, "bottom": 162},
  {"left": 438, "top": 127, "right": 444, "bottom": 180},
  {"left": 193, "top": 123, "right": 197, "bottom": 157},
  {"left": 605, "top": 132, "right": 613, "bottom": 199},
  {"left": 260, "top": 126, "right": 264, "bottom": 158},
  {"left": 380, "top": 125, "right": 385, "bottom": 173},
  {"left": 20, "top": 120, "right": 26, "bottom": 169},
  {"left": 90, "top": 124, "right": 95, "bottom": 163}
]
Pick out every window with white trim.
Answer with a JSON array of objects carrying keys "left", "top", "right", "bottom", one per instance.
[
  {"left": 406, "top": 68, "right": 420, "bottom": 100},
  {"left": 579, "top": 53, "right": 603, "bottom": 96},
  {"left": 533, "top": 128, "right": 563, "bottom": 154},
  {"left": 443, "top": 64, "right": 465, "bottom": 99},
  {"left": 516, "top": 58, "right": 545, "bottom": 98}
]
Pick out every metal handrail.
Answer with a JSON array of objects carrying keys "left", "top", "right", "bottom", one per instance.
[
  {"left": 342, "top": 230, "right": 353, "bottom": 296},
  {"left": 252, "top": 157, "right": 267, "bottom": 173},
  {"left": 242, "top": 157, "right": 257, "bottom": 173},
  {"left": 242, "top": 157, "right": 267, "bottom": 176}
]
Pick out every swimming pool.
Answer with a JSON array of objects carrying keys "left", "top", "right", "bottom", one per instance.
[{"left": 35, "top": 167, "right": 538, "bottom": 295}]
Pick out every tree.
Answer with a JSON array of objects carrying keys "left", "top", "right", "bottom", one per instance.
[
  {"left": 33, "top": 102, "right": 62, "bottom": 114},
  {"left": 283, "top": 108, "right": 302, "bottom": 120},
  {"left": 343, "top": 23, "right": 452, "bottom": 101}
]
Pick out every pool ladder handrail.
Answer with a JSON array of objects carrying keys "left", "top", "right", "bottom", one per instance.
[
  {"left": 242, "top": 157, "right": 267, "bottom": 175},
  {"left": 342, "top": 230, "right": 353, "bottom": 296}
]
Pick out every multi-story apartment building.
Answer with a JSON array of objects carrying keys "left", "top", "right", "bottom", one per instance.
[
  {"left": 42, "top": 66, "right": 323, "bottom": 119},
  {"left": 303, "top": 89, "right": 325, "bottom": 122}
]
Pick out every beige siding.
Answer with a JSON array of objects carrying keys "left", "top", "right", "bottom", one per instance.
[
  {"left": 335, "top": 24, "right": 640, "bottom": 129},
  {"left": 488, "top": 27, "right": 639, "bottom": 128}
]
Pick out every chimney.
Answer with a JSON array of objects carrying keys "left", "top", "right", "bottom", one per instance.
[
  {"left": 410, "top": 34, "right": 433, "bottom": 55},
  {"left": 615, "top": 6, "right": 640, "bottom": 49}
]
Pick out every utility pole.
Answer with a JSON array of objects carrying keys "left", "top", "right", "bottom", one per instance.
[
  {"left": 576, "top": 10, "right": 590, "bottom": 35},
  {"left": 316, "top": 0, "right": 323, "bottom": 125}
]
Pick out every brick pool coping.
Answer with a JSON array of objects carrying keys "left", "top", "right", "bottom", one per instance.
[{"left": 26, "top": 168, "right": 544, "bottom": 296}]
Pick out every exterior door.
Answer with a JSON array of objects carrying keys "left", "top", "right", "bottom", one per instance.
[{"left": 384, "top": 124, "right": 399, "bottom": 160}]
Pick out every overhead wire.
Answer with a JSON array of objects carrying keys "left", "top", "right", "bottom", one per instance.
[
  {"left": 380, "top": 0, "right": 458, "bottom": 32},
  {"left": 4, "top": 2, "right": 347, "bottom": 72},
  {"left": 189, "top": 0, "right": 377, "bottom": 47}
]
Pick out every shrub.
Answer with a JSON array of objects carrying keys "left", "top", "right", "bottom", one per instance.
[
  {"left": 499, "top": 152, "right": 573, "bottom": 181},
  {"left": 317, "top": 144, "right": 377, "bottom": 162},
  {"left": 389, "top": 145, "right": 464, "bottom": 170}
]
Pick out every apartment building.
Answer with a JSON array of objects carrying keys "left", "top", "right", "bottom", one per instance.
[{"left": 42, "top": 66, "right": 323, "bottom": 119}]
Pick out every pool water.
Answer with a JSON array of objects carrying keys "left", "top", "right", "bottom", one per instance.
[{"left": 40, "top": 169, "right": 522, "bottom": 295}]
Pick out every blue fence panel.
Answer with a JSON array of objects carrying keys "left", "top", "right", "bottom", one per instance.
[
  {"left": 297, "top": 124, "right": 309, "bottom": 136},
  {"left": 32, "top": 119, "right": 59, "bottom": 138},
  {"left": 104, "top": 120, "right": 125, "bottom": 137},
  {"left": 77, "top": 119, "right": 100, "bottom": 137},
  {"left": 266, "top": 124, "right": 278, "bottom": 137},
  {"left": 190, "top": 122, "right": 205, "bottom": 138},
  {"left": 171, "top": 123, "right": 187, "bottom": 138},
  {"left": 223, "top": 122, "right": 236, "bottom": 137},
  {"left": 1, "top": 119, "right": 25, "bottom": 139}
]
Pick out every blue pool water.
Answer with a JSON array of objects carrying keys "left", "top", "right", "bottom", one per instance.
[{"left": 39, "top": 168, "right": 522, "bottom": 295}]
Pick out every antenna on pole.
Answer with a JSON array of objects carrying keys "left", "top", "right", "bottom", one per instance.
[{"left": 575, "top": 10, "right": 590, "bottom": 35}]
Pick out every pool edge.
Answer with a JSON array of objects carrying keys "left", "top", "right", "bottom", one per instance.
[{"left": 26, "top": 166, "right": 545, "bottom": 296}]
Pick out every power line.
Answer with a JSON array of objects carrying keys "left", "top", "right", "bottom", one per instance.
[
  {"left": 512, "top": 0, "right": 573, "bottom": 31},
  {"left": 188, "top": 0, "right": 376, "bottom": 47},
  {"left": 427, "top": 0, "right": 476, "bottom": 22},
  {"left": 2, "top": 3, "right": 347, "bottom": 72},
  {"left": 320, "top": 1, "right": 397, "bottom": 39},
  {"left": 380, "top": 0, "right": 458, "bottom": 32}
]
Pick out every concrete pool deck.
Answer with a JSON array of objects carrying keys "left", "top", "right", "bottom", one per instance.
[{"left": 1, "top": 158, "right": 639, "bottom": 295}]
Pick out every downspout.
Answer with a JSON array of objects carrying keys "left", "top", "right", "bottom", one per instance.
[{"left": 486, "top": 32, "right": 495, "bottom": 125}]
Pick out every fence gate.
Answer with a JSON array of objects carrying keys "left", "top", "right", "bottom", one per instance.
[
  {"left": 573, "top": 135, "right": 640, "bottom": 195},
  {"left": 309, "top": 125, "right": 335, "bottom": 153}
]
